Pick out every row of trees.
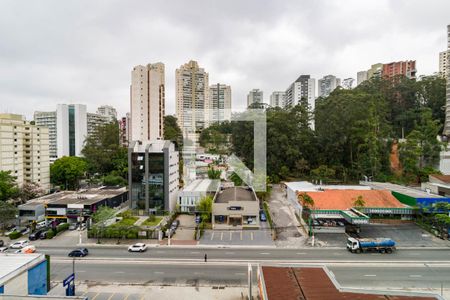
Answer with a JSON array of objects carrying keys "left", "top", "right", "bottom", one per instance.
[{"left": 201, "top": 75, "right": 446, "bottom": 184}]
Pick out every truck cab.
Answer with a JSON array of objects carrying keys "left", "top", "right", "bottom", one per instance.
[{"left": 346, "top": 237, "right": 360, "bottom": 252}]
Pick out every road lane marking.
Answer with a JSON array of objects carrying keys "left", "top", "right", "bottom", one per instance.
[
  {"left": 91, "top": 293, "right": 100, "bottom": 300},
  {"left": 235, "top": 273, "right": 246, "bottom": 276},
  {"left": 296, "top": 253, "right": 306, "bottom": 255},
  {"left": 191, "top": 251, "right": 200, "bottom": 254},
  {"left": 154, "top": 271, "right": 165, "bottom": 274},
  {"left": 409, "top": 275, "right": 422, "bottom": 278},
  {"left": 107, "top": 293, "right": 115, "bottom": 300},
  {"left": 251, "top": 232, "right": 254, "bottom": 241},
  {"left": 220, "top": 232, "right": 223, "bottom": 241},
  {"left": 211, "top": 232, "right": 215, "bottom": 240},
  {"left": 240, "top": 231, "right": 243, "bottom": 240},
  {"left": 225, "top": 252, "right": 235, "bottom": 255},
  {"left": 260, "top": 253, "right": 271, "bottom": 255},
  {"left": 364, "top": 275, "right": 377, "bottom": 277},
  {"left": 194, "top": 272, "right": 203, "bottom": 275},
  {"left": 77, "top": 270, "right": 86, "bottom": 273},
  {"left": 229, "top": 232, "right": 232, "bottom": 241}
]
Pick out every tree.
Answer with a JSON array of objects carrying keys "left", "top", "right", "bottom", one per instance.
[
  {"left": 50, "top": 156, "right": 87, "bottom": 190},
  {"left": 92, "top": 206, "right": 116, "bottom": 224},
  {"left": 311, "top": 165, "right": 336, "bottom": 183},
  {"left": 207, "top": 168, "right": 221, "bottom": 179},
  {"left": 0, "top": 201, "right": 17, "bottom": 234},
  {"left": 299, "top": 193, "right": 314, "bottom": 209},
  {"left": 353, "top": 195, "right": 366, "bottom": 208},
  {"left": 102, "top": 173, "right": 127, "bottom": 186},
  {"left": 229, "top": 172, "right": 243, "bottom": 186},
  {"left": 163, "top": 115, "right": 183, "bottom": 151},
  {"left": 0, "top": 171, "right": 19, "bottom": 201},
  {"left": 196, "top": 195, "right": 213, "bottom": 222},
  {"left": 19, "top": 182, "right": 44, "bottom": 203},
  {"left": 82, "top": 121, "right": 127, "bottom": 178}
]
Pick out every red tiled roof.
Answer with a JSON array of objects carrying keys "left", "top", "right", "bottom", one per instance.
[
  {"left": 298, "top": 190, "right": 405, "bottom": 210},
  {"left": 261, "top": 266, "right": 438, "bottom": 300}
]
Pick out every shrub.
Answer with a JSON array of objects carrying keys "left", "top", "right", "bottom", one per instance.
[
  {"left": 9, "top": 231, "right": 22, "bottom": 240},
  {"left": 56, "top": 223, "right": 69, "bottom": 233},
  {"left": 46, "top": 229, "right": 55, "bottom": 239}
]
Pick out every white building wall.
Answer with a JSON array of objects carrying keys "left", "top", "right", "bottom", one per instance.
[
  {"left": 3, "top": 269, "right": 28, "bottom": 296},
  {"left": 56, "top": 104, "right": 69, "bottom": 158},
  {"left": 74, "top": 104, "right": 87, "bottom": 157}
]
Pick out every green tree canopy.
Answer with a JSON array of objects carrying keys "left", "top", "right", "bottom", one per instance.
[
  {"left": 196, "top": 195, "right": 213, "bottom": 222},
  {"left": 163, "top": 115, "right": 183, "bottom": 151},
  {"left": 0, "top": 201, "right": 17, "bottom": 233},
  {"left": 50, "top": 156, "right": 87, "bottom": 190},
  {"left": 81, "top": 121, "right": 127, "bottom": 178},
  {"left": 0, "top": 171, "right": 19, "bottom": 201},
  {"left": 92, "top": 206, "right": 116, "bottom": 224}
]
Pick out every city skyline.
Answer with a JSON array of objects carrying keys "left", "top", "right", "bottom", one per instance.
[{"left": 0, "top": 0, "right": 449, "bottom": 120}]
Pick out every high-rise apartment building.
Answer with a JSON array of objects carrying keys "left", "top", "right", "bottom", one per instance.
[
  {"left": 318, "top": 75, "right": 341, "bottom": 97},
  {"left": 382, "top": 61, "right": 416, "bottom": 80},
  {"left": 270, "top": 91, "right": 285, "bottom": 108},
  {"left": 0, "top": 114, "right": 50, "bottom": 191},
  {"left": 130, "top": 63, "right": 165, "bottom": 143},
  {"left": 97, "top": 105, "right": 117, "bottom": 122},
  {"left": 176, "top": 60, "right": 209, "bottom": 134},
  {"left": 341, "top": 78, "right": 354, "bottom": 89},
  {"left": 87, "top": 112, "right": 109, "bottom": 137},
  {"left": 443, "top": 25, "right": 450, "bottom": 136},
  {"left": 367, "top": 63, "right": 383, "bottom": 79},
  {"left": 128, "top": 140, "right": 179, "bottom": 212},
  {"left": 439, "top": 50, "right": 449, "bottom": 79},
  {"left": 356, "top": 71, "right": 368, "bottom": 86},
  {"left": 247, "top": 89, "right": 264, "bottom": 107},
  {"left": 209, "top": 83, "right": 231, "bottom": 123},
  {"left": 34, "top": 104, "right": 110, "bottom": 160},
  {"left": 119, "top": 113, "right": 130, "bottom": 147},
  {"left": 33, "top": 111, "right": 57, "bottom": 161},
  {"left": 284, "top": 75, "right": 316, "bottom": 129}
]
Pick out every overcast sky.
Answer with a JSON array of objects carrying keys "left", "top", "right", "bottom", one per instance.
[{"left": 0, "top": 0, "right": 449, "bottom": 119}]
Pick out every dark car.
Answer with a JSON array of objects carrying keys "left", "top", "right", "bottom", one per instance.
[
  {"left": 0, "top": 240, "right": 3, "bottom": 247},
  {"left": 68, "top": 249, "right": 88, "bottom": 257},
  {"left": 260, "top": 211, "right": 267, "bottom": 222},
  {"left": 78, "top": 248, "right": 89, "bottom": 254},
  {"left": 195, "top": 215, "right": 201, "bottom": 224},
  {"left": 39, "top": 231, "right": 48, "bottom": 239},
  {"left": 29, "top": 230, "right": 44, "bottom": 241}
]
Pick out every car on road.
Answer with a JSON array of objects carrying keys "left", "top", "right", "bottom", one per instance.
[
  {"left": 128, "top": 243, "right": 147, "bottom": 252},
  {"left": 0, "top": 240, "right": 3, "bottom": 247},
  {"left": 15, "top": 245, "right": 36, "bottom": 254},
  {"left": 29, "top": 229, "right": 45, "bottom": 241},
  {"left": 10, "top": 240, "right": 29, "bottom": 249},
  {"left": 78, "top": 247, "right": 89, "bottom": 254},
  {"left": 0, "top": 246, "right": 8, "bottom": 253},
  {"left": 68, "top": 249, "right": 88, "bottom": 257}
]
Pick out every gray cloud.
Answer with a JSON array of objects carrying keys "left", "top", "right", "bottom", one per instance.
[{"left": 0, "top": 0, "right": 449, "bottom": 119}]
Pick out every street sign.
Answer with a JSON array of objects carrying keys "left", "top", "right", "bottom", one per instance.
[{"left": 63, "top": 273, "right": 75, "bottom": 287}]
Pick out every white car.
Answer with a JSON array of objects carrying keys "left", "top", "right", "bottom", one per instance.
[
  {"left": 10, "top": 240, "right": 29, "bottom": 249},
  {"left": 128, "top": 243, "right": 147, "bottom": 252},
  {"left": 0, "top": 247, "right": 8, "bottom": 253}
]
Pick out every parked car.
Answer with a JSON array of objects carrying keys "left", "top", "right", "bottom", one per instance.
[
  {"left": 260, "top": 211, "right": 267, "bottom": 222},
  {"left": 128, "top": 243, "right": 147, "bottom": 252},
  {"left": 20, "top": 227, "right": 30, "bottom": 235},
  {"left": 29, "top": 230, "right": 44, "bottom": 241},
  {"left": 68, "top": 249, "right": 88, "bottom": 257},
  {"left": 69, "top": 224, "right": 78, "bottom": 230},
  {"left": 39, "top": 231, "right": 48, "bottom": 239},
  {"left": 171, "top": 220, "right": 180, "bottom": 230},
  {"left": 36, "top": 221, "right": 47, "bottom": 230},
  {"left": 10, "top": 240, "right": 29, "bottom": 249},
  {"left": 16, "top": 245, "right": 36, "bottom": 254}
]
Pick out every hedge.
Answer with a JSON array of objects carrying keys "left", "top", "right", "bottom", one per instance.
[
  {"left": 46, "top": 229, "right": 55, "bottom": 239},
  {"left": 56, "top": 223, "right": 69, "bottom": 233},
  {"left": 9, "top": 231, "right": 22, "bottom": 240},
  {"left": 263, "top": 201, "right": 273, "bottom": 229}
]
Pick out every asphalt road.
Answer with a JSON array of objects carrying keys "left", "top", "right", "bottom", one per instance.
[{"left": 37, "top": 246, "right": 450, "bottom": 263}]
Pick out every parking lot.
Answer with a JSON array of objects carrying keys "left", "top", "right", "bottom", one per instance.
[
  {"left": 315, "top": 223, "right": 450, "bottom": 248},
  {"left": 200, "top": 228, "right": 273, "bottom": 246}
]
